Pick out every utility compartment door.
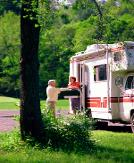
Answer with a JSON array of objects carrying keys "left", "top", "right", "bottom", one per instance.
[
  {"left": 121, "top": 75, "right": 134, "bottom": 121},
  {"left": 111, "top": 73, "right": 134, "bottom": 121}
]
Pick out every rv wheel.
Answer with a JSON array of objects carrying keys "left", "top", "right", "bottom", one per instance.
[{"left": 130, "top": 113, "right": 134, "bottom": 133}]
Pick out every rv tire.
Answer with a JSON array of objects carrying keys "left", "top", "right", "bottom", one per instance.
[{"left": 130, "top": 113, "right": 134, "bottom": 133}]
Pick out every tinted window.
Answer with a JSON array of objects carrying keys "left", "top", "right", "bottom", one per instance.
[
  {"left": 125, "top": 76, "right": 134, "bottom": 90},
  {"left": 94, "top": 64, "right": 107, "bottom": 81},
  {"left": 114, "top": 52, "right": 122, "bottom": 62}
]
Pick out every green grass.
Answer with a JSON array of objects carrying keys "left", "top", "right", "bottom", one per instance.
[
  {"left": 0, "top": 96, "right": 19, "bottom": 102},
  {"left": 0, "top": 96, "right": 19, "bottom": 109},
  {"left": 56, "top": 99, "right": 69, "bottom": 110},
  {"left": 0, "top": 96, "right": 69, "bottom": 110},
  {"left": 92, "top": 131, "right": 134, "bottom": 163},
  {"left": 40, "top": 99, "right": 69, "bottom": 111},
  {"left": 0, "top": 130, "right": 134, "bottom": 163}
]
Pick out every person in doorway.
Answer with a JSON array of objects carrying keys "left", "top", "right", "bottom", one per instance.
[
  {"left": 68, "top": 76, "right": 80, "bottom": 114},
  {"left": 46, "top": 80, "right": 61, "bottom": 117}
]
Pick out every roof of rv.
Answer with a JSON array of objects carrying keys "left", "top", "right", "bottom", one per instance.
[
  {"left": 71, "top": 41, "right": 134, "bottom": 60},
  {"left": 71, "top": 43, "right": 111, "bottom": 60}
]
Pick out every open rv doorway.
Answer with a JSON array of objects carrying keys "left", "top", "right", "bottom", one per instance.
[{"left": 78, "top": 63, "right": 89, "bottom": 110}]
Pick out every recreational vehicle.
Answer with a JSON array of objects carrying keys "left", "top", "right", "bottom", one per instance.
[{"left": 69, "top": 41, "right": 134, "bottom": 132}]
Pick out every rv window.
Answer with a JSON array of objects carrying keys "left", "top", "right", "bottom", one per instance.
[
  {"left": 94, "top": 64, "right": 107, "bottom": 81},
  {"left": 114, "top": 52, "right": 122, "bottom": 62},
  {"left": 115, "top": 77, "right": 123, "bottom": 86},
  {"left": 125, "top": 76, "right": 134, "bottom": 90}
]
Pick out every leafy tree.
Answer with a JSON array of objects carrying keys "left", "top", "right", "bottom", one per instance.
[
  {"left": 0, "top": 0, "right": 134, "bottom": 99},
  {"left": 72, "top": 20, "right": 95, "bottom": 51},
  {"left": 0, "top": 12, "right": 20, "bottom": 96},
  {"left": 72, "top": 0, "right": 97, "bottom": 20},
  {"left": 38, "top": 0, "right": 57, "bottom": 29},
  {"left": 0, "top": 0, "right": 21, "bottom": 15}
]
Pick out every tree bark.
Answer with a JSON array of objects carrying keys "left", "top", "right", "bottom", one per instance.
[
  {"left": 20, "top": 0, "right": 44, "bottom": 141},
  {"left": 92, "top": 0, "right": 104, "bottom": 41}
]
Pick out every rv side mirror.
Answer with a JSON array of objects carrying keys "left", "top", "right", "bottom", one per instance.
[{"left": 115, "top": 77, "right": 123, "bottom": 87}]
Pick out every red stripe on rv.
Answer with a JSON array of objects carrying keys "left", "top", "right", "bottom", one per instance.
[
  {"left": 86, "top": 98, "right": 101, "bottom": 108},
  {"left": 103, "top": 99, "right": 107, "bottom": 108},
  {"left": 119, "top": 97, "right": 134, "bottom": 102},
  {"left": 110, "top": 97, "right": 118, "bottom": 103},
  {"left": 86, "top": 97, "right": 134, "bottom": 108},
  {"left": 110, "top": 97, "right": 134, "bottom": 103},
  {"left": 111, "top": 47, "right": 124, "bottom": 52}
]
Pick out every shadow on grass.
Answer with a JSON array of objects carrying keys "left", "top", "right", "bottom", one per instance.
[
  {"left": 47, "top": 139, "right": 134, "bottom": 163},
  {"left": 87, "top": 144, "right": 134, "bottom": 163}
]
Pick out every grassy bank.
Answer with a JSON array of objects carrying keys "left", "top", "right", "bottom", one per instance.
[{"left": 0, "top": 130, "right": 134, "bottom": 163}]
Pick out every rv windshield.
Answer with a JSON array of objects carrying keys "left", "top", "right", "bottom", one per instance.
[{"left": 125, "top": 76, "right": 134, "bottom": 90}]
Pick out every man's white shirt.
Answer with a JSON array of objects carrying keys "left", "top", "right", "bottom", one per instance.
[{"left": 46, "top": 85, "right": 61, "bottom": 102}]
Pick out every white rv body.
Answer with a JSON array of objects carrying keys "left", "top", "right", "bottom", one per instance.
[{"left": 69, "top": 41, "right": 134, "bottom": 126}]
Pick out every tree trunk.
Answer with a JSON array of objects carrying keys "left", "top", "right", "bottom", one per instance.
[
  {"left": 92, "top": 0, "right": 102, "bottom": 19},
  {"left": 20, "top": 0, "right": 44, "bottom": 141},
  {"left": 92, "top": 0, "right": 104, "bottom": 41}
]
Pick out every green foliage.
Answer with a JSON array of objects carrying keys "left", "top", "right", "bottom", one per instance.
[
  {"left": 39, "top": 25, "right": 75, "bottom": 96},
  {"left": 0, "top": 130, "right": 22, "bottom": 151},
  {"left": 105, "top": 0, "right": 134, "bottom": 17},
  {"left": 72, "top": 0, "right": 97, "bottom": 21},
  {"left": 72, "top": 20, "right": 95, "bottom": 51},
  {"left": 103, "top": 14, "right": 134, "bottom": 43},
  {"left": 0, "top": 12, "right": 20, "bottom": 97},
  {"left": 38, "top": 0, "right": 58, "bottom": 29},
  {"left": 42, "top": 110, "right": 94, "bottom": 152},
  {"left": 0, "top": 0, "right": 21, "bottom": 15}
]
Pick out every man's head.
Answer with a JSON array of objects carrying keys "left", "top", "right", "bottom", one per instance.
[{"left": 48, "top": 80, "right": 56, "bottom": 87}]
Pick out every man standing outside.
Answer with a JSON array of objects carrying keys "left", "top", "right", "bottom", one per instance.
[{"left": 46, "top": 80, "right": 61, "bottom": 117}]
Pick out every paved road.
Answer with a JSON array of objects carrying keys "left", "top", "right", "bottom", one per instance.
[
  {"left": 0, "top": 110, "right": 131, "bottom": 133},
  {"left": 0, "top": 110, "right": 69, "bottom": 132},
  {"left": 0, "top": 110, "right": 19, "bottom": 132}
]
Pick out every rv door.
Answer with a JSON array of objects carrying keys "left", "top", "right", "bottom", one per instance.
[{"left": 78, "top": 63, "right": 86, "bottom": 109}]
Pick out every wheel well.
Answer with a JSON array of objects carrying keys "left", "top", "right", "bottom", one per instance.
[{"left": 130, "top": 110, "right": 134, "bottom": 117}]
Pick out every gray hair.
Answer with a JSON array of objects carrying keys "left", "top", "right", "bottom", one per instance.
[{"left": 48, "top": 80, "right": 56, "bottom": 85}]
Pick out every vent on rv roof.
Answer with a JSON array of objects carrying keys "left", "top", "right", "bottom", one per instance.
[
  {"left": 75, "top": 51, "right": 84, "bottom": 55},
  {"left": 125, "top": 41, "right": 134, "bottom": 49},
  {"left": 124, "top": 41, "right": 134, "bottom": 46},
  {"left": 85, "top": 44, "right": 105, "bottom": 53}
]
